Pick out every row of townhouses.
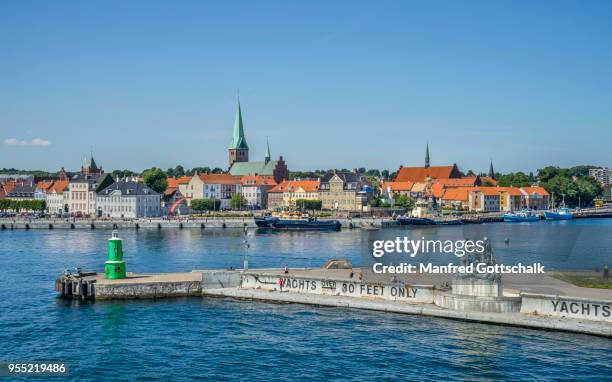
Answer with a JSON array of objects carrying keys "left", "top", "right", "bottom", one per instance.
[{"left": 1, "top": 157, "right": 162, "bottom": 218}]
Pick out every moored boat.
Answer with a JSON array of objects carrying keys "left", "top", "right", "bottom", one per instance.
[
  {"left": 503, "top": 210, "right": 540, "bottom": 222},
  {"left": 544, "top": 208, "right": 574, "bottom": 220},
  {"left": 255, "top": 212, "right": 341, "bottom": 231},
  {"left": 397, "top": 216, "right": 436, "bottom": 225}
]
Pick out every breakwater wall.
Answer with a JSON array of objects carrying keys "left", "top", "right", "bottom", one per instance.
[{"left": 56, "top": 269, "right": 612, "bottom": 337}]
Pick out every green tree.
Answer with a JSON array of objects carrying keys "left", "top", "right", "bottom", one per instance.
[
  {"left": 393, "top": 194, "right": 414, "bottom": 209},
  {"left": 191, "top": 198, "right": 220, "bottom": 211},
  {"left": 174, "top": 165, "right": 185, "bottom": 177},
  {"left": 295, "top": 199, "right": 322, "bottom": 210},
  {"left": 230, "top": 193, "right": 248, "bottom": 210},
  {"left": 142, "top": 167, "right": 168, "bottom": 193},
  {"left": 497, "top": 172, "right": 531, "bottom": 187},
  {"left": 0, "top": 198, "right": 12, "bottom": 211}
]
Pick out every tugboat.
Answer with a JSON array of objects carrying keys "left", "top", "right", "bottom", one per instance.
[
  {"left": 503, "top": 210, "right": 540, "bottom": 222},
  {"left": 255, "top": 211, "right": 341, "bottom": 231}
]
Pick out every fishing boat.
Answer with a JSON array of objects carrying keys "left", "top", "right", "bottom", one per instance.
[
  {"left": 544, "top": 207, "right": 574, "bottom": 220},
  {"left": 255, "top": 212, "right": 341, "bottom": 231},
  {"left": 503, "top": 210, "right": 540, "bottom": 222}
]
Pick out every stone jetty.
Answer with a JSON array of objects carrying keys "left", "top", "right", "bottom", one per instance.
[{"left": 56, "top": 266, "right": 612, "bottom": 338}]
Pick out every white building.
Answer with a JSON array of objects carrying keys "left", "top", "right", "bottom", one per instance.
[
  {"left": 186, "top": 173, "right": 242, "bottom": 209},
  {"left": 46, "top": 181, "right": 69, "bottom": 215},
  {"left": 96, "top": 181, "right": 161, "bottom": 218},
  {"left": 589, "top": 167, "right": 612, "bottom": 200},
  {"left": 67, "top": 173, "right": 111, "bottom": 216},
  {"left": 241, "top": 175, "right": 277, "bottom": 209}
]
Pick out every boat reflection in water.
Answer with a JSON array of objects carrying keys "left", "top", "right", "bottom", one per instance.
[{"left": 255, "top": 211, "right": 341, "bottom": 231}]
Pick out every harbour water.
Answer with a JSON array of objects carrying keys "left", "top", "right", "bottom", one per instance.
[{"left": 1, "top": 220, "right": 611, "bottom": 380}]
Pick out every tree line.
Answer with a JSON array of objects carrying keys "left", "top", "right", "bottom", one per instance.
[{"left": 0, "top": 199, "right": 46, "bottom": 212}]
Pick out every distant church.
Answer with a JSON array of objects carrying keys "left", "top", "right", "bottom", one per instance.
[{"left": 227, "top": 101, "right": 289, "bottom": 183}]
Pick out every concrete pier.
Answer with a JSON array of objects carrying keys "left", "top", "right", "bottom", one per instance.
[{"left": 56, "top": 267, "right": 612, "bottom": 337}]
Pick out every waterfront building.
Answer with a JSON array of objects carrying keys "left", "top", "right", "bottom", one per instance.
[
  {"left": 380, "top": 181, "right": 413, "bottom": 205},
  {"left": 97, "top": 181, "right": 161, "bottom": 218},
  {"left": 395, "top": 144, "right": 461, "bottom": 182},
  {"left": 519, "top": 186, "right": 550, "bottom": 210},
  {"left": 468, "top": 187, "right": 501, "bottom": 212},
  {"left": 46, "top": 180, "right": 69, "bottom": 215},
  {"left": 67, "top": 155, "right": 113, "bottom": 216},
  {"left": 440, "top": 187, "right": 470, "bottom": 209},
  {"left": 319, "top": 171, "right": 370, "bottom": 211},
  {"left": 241, "top": 175, "right": 277, "bottom": 209},
  {"left": 226, "top": 102, "right": 289, "bottom": 183},
  {"left": 162, "top": 176, "right": 191, "bottom": 214},
  {"left": 395, "top": 164, "right": 461, "bottom": 182},
  {"left": 34, "top": 181, "right": 54, "bottom": 202},
  {"left": 6, "top": 183, "right": 36, "bottom": 200},
  {"left": 186, "top": 173, "right": 242, "bottom": 209},
  {"left": 267, "top": 180, "right": 320, "bottom": 209},
  {"left": 497, "top": 187, "right": 523, "bottom": 212},
  {"left": 589, "top": 167, "right": 611, "bottom": 200}
]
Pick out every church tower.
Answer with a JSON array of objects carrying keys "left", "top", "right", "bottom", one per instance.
[
  {"left": 425, "top": 143, "right": 430, "bottom": 168},
  {"left": 228, "top": 101, "right": 249, "bottom": 168},
  {"left": 488, "top": 160, "right": 495, "bottom": 179},
  {"left": 264, "top": 137, "right": 271, "bottom": 164}
]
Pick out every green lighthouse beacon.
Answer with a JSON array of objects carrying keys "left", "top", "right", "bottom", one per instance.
[{"left": 105, "top": 230, "right": 126, "bottom": 279}]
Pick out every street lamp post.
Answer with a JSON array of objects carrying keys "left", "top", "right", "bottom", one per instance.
[{"left": 243, "top": 225, "right": 249, "bottom": 271}]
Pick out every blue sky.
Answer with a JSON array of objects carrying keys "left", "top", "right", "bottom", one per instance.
[{"left": 1, "top": 1, "right": 611, "bottom": 173}]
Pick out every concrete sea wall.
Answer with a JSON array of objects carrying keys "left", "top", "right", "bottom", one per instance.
[
  {"left": 520, "top": 293, "right": 612, "bottom": 323},
  {"left": 242, "top": 273, "right": 436, "bottom": 304}
]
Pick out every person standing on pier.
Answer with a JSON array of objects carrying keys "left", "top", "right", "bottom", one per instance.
[{"left": 284, "top": 264, "right": 289, "bottom": 274}]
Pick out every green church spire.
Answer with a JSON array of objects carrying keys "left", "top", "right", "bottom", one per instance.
[
  {"left": 425, "top": 143, "right": 430, "bottom": 168},
  {"left": 264, "top": 137, "right": 271, "bottom": 163},
  {"left": 229, "top": 101, "right": 249, "bottom": 150},
  {"left": 488, "top": 160, "right": 495, "bottom": 179}
]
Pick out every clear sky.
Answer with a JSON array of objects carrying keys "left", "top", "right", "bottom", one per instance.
[{"left": 1, "top": 1, "right": 611, "bottom": 174}]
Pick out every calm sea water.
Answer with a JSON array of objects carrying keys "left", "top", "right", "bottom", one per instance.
[{"left": 1, "top": 220, "right": 611, "bottom": 381}]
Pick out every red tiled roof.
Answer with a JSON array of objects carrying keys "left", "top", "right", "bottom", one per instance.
[
  {"left": 480, "top": 176, "right": 497, "bottom": 186},
  {"left": 380, "top": 181, "right": 413, "bottom": 192},
  {"left": 198, "top": 173, "right": 242, "bottom": 185},
  {"left": 241, "top": 175, "right": 277, "bottom": 186},
  {"left": 395, "top": 165, "right": 460, "bottom": 182},
  {"left": 163, "top": 187, "right": 178, "bottom": 197},
  {"left": 269, "top": 180, "right": 320, "bottom": 193},
  {"left": 49, "top": 180, "right": 68, "bottom": 193},
  {"left": 496, "top": 187, "right": 523, "bottom": 196},
  {"left": 36, "top": 181, "right": 54, "bottom": 191},
  {"left": 442, "top": 187, "right": 470, "bottom": 202},
  {"left": 472, "top": 187, "right": 501, "bottom": 196},
  {"left": 167, "top": 176, "right": 191, "bottom": 188},
  {"left": 431, "top": 183, "right": 446, "bottom": 198},
  {"left": 435, "top": 177, "right": 479, "bottom": 187},
  {"left": 521, "top": 186, "right": 549, "bottom": 196}
]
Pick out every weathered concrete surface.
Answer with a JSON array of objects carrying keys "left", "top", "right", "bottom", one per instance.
[
  {"left": 520, "top": 292, "right": 611, "bottom": 323},
  {"left": 434, "top": 291, "right": 521, "bottom": 313},
  {"left": 243, "top": 272, "right": 435, "bottom": 303},
  {"left": 56, "top": 267, "right": 612, "bottom": 336},
  {"left": 94, "top": 272, "right": 203, "bottom": 300},
  {"left": 202, "top": 288, "right": 612, "bottom": 337}
]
